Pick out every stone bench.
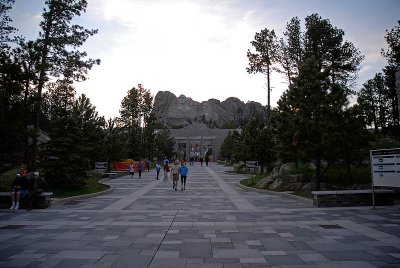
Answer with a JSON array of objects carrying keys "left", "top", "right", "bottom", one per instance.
[
  {"left": 0, "top": 192, "right": 53, "bottom": 209},
  {"left": 312, "top": 189, "right": 394, "bottom": 207},
  {"left": 113, "top": 170, "right": 129, "bottom": 174},
  {"left": 102, "top": 171, "right": 129, "bottom": 179},
  {"left": 102, "top": 172, "right": 118, "bottom": 179}
]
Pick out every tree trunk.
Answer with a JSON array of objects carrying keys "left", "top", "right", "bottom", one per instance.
[
  {"left": 315, "top": 152, "right": 321, "bottom": 191},
  {"left": 23, "top": 75, "right": 30, "bottom": 167},
  {"left": 30, "top": 5, "right": 53, "bottom": 171},
  {"left": 346, "top": 158, "right": 351, "bottom": 176},
  {"left": 266, "top": 63, "right": 271, "bottom": 123}
]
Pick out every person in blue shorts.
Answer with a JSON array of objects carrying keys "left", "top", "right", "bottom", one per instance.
[
  {"left": 179, "top": 162, "right": 188, "bottom": 191},
  {"left": 9, "top": 173, "right": 29, "bottom": 210}
]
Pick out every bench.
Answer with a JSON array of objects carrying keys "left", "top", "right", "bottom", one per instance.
[
  {"left": 312, "top": 189, "right": 394, "bottom": 207},
  {"left": 0, "top": 192, "right": 53, "bottom": 209},
  {"left": 113, "top": 170, "right": 129, "bottom": 174},
  {"left": 101, "top": 171, "right": 129, "bottom": 179},
  {"left": 102, "top": 172, "right": 118, "bottom": 179}
]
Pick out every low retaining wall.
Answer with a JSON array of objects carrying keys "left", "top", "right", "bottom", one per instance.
[
  {"left": 0, "top": 192, "right": 53, "bottom": 209},
  {"left": 312, "top": 189, "right": 394, "bottom": 207}
]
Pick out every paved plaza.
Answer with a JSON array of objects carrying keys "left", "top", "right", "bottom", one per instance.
[{"left": 0, "top": 163, "right": 399, "bottom": 267}]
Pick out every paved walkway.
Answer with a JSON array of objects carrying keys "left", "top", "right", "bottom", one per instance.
[{"left": 0, "top": 163, "right": 399, "bottom": 267}]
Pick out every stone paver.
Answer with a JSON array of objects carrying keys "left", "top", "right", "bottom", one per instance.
[{"left": 0, "top": 163, "right": 399, "bottom": 267}]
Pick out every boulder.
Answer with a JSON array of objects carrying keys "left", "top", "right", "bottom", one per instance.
[
  {"left": 279, "top": 163, "right": 295, "bottom": 174},
  {"left": 269, "top": 178, "right": 284, "bottom": 191},
  {"left": 302, "top": 182, "right": 315, "bottom": 191},
  {"left": 256, "top": 178, "right": 274, "bottom": 189}
]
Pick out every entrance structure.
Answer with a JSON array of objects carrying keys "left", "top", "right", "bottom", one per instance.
[{"left": 166, "top": 123, "right": 237, "bottom": 162}]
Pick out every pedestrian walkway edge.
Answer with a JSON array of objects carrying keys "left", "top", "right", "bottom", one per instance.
[
  {"left": 51, "top": 185, "right": 115, "bottom": 206},
  {"left": 236, "top": 182, "right": 313, "bottom": 205}
]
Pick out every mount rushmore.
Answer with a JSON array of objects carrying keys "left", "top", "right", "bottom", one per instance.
[{"left": 153, "top": 91, "right": 269, "bottom": 128}]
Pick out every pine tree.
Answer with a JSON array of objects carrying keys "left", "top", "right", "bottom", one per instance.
[
  {"left": 247, "top": 28, "right": 279, "bottom": 119},
  {"left": 30, "top": 0, "right": 100, "bottom": 171},
  {"left": 357, "top": 73, "right": 391, "bottom": 132},
  {"left": 276, "top": 57, "right": 348, "bottom": 190},
  {"left": 381, "top": 20, "right": 400, "bottom": 135},
  {"left": 120, "top": 84, "right": 153, "bottom": 160},
  {"left": 154, "top": 128, "right": 175, "bottom": 160}
]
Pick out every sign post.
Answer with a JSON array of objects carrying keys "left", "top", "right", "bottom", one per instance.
[
  {"left": 246, "top": 161, "right": 258, "bottom": 185},
  {"left": 95, "top": 162, "right": 108, "bottom": 170},
  {"left": 370, "top": 148, "right": 400, "bottom": 209},
  {"left": 245, "top": 161, "right": 258, "bottom": 172}
]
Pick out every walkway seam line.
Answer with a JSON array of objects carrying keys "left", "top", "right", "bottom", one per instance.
[{"left": 147, "top": 209, "right": 180, "bottom": 268}]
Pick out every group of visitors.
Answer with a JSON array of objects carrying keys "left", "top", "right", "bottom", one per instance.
[
  {"left": 169, "top": 160, "right": 188, "bottom": 191},
  {"left": 129, "top": 160, "right": 151, "bottom": 179},
  {"left": 161, "top": 158, "right": 188, "bottom": 191},
  {"left": 129, "top": 158, "right": 189, "bottom": 191},
  {"left": 9, "top": 171, "right": 47, "bottom": 210},
  {"left": 189, "top": 157, "right": 210, "bottom": 166}
]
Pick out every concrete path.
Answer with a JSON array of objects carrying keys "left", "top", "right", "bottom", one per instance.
[{"left": 0, "top": 163, "right": 399, "bottom": 267}]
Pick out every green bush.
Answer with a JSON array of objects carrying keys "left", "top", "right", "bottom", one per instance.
[
  {"left": 0, "top": 168, "right": 109, "bottom": 198},
  {"left": 325, "top": 164, "right": 371, "bottom": 187},
  {"left": 0, "top": 167, "right": 20, "bottom": 191},
  {"left": 295, "top": 162, "right": 314, "bottom": 180},
  {"left": 240, "top": 174, "right": 265, "bottom": 187},
  {"left": 49, "top": 171, "right": 109, "bottom": 198}
]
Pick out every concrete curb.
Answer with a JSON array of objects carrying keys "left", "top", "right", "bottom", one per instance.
[
  {"left": 51, "top": 181, "right": 115, "bottom": 207},
  {"left": 224, "top": 171, "right": 251, "bottom": 177},
  {"left": 236, "top": 181, "right": 313, "bottom": 205}
]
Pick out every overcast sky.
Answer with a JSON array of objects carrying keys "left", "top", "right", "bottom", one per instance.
[{"left": 10, "top": 0, "right": 400, "bottom": 119}]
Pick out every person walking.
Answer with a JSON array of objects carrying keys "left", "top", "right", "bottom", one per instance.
[
  {"left": 170, "top": 160, "right": 180, "bottom": 191},
  {"left": 138, "top": 161, "right": 143, "bottom": 179},
  {"left": 147, "top": 160, "right": 151, "bottom": 172},
  {"left": 163, "top": 162, "right": 170, "bottom": 181},
  {"left": 129, "top": 162, "right": 135, "bottom": 178},
  {"left": 156, "top": 162, "right": 161, "bottom": 180},
  {"left": 179, "top": 162, "right": 188, "bottom": 191},
  {"left": 163, "top": 157, "right": 169, "bottom": 166}
]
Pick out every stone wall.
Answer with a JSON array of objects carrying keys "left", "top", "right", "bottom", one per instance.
[{"left": 312, "top": 190, "right": 394, "bottom": 207}]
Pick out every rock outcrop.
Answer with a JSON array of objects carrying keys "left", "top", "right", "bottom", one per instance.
[{"left": 153, "top": 91, "right": 269, "bottom": 128}]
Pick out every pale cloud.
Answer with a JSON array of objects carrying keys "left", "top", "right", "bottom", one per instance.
[
  {"left": 72, "top": 0, "right": 398, "bottom": 118},
  {"left": 9, "top": 0, "right": 398, "bottom": 119},
  {"left": 76, "top": 0, "right": 279, "bottom": 118}
]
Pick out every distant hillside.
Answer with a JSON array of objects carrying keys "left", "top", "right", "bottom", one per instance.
[{"left": 152, "top": 91, "right": 269, "bottom": 128}]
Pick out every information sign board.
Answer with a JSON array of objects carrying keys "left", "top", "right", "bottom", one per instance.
[
  {"left": 370, "top": 148, "right": 400, "bottom": 187},
  {"left": 95, "top": 162, "right": 108, "bottom": 170},
  {"left": 246, "top": 161, "right": 258, "bottom": 168}
]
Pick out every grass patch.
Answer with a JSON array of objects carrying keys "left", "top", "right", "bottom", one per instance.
[
  {"left": 0, "top": 167, "right": 19, "bottom": 191},
  {"left": 0, "top": 169, "right": 109, "bottom": 198},
  {"left": 50, "top": 176, "right": 109, "bottom": 198},
  {"left": 240, "top": 174, "right": 265, "bottom": 187},
  {"left": 228, "top": 169, "right": 249, "bottom": 174}
]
